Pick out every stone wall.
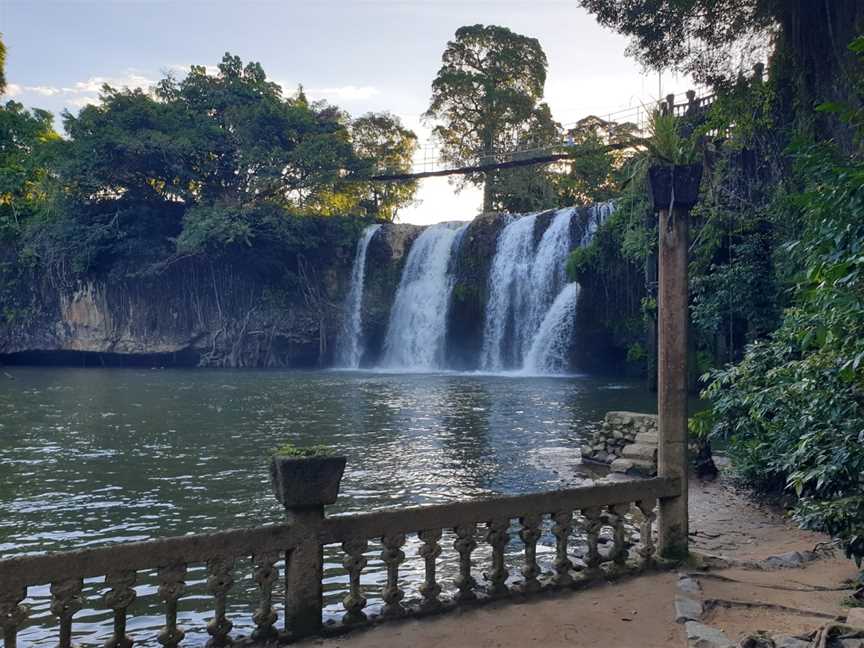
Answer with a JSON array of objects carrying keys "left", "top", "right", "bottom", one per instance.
[{"left": 581, "top": 411, "right": 658, "bottom": 476}]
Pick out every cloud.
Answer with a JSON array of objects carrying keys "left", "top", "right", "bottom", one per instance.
[
  {"left": 305, "top": 85, "right": 380, "bottom": 102},
  {"left": 8, "top": 71, "right": 155, "bottom": 106},
  {"left": 63, "top": 72, "right": 155, "bottom": 95}
]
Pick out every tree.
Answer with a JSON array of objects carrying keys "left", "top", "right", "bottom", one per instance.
[
  {"left": 578, "top": 0, "right": 774, "bottom": 86},
  {"left": 578, "top": 1, "right": 864, "bottom": 148},
  {"left": 349, "top": 112, "right": 418, "bottom": 220},
  {"left": 0, "top": 101, "right": 58, "bottom": 239},
  {"left": 487, "top": 102, "right": 560, "bottom": 213},
  {"left": 425, "top": 24, "right": 549, "bottom": 212},
  {"left": 0, "top": 35, "right": 6, "bottom": 94}
]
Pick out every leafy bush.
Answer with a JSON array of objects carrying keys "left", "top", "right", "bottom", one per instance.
[{"left": 704, "top": 118, "right": 864, "bottom": 567}]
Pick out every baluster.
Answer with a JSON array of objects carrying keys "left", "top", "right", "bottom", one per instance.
[
  {"left": 51, "top": 577, "right": 84, "bottom": 648},
  {"left": 636, "top": 499, "right": 658, "bottom": 568},
  {"left": 1, "top": 586, "right": 29, "bottom": 648},
  {"left": 341, "top": 539, "right": 368, "bottom": 625},
  {"left": 518, "top": 514, "right": 542, "bottom": 594},
  {"left": 157, "top": 563, "right": 186, "bottom": 648},
  {"left": 607, "top": 504, "right": 631, "bottom": 568},
  {"left": 582, "top": 507, "right": 603, "bottom": 579},
  {"left": 453, "top": 524, "right": 478, "bottom": 602},
  {"left": 205, "top": 558, "right": 234, "bottom": 647},
  {"left": 551, "top": 511, "right": 574, "bottom": 586},
  {"left": 484, "top": 518, "right": 510, "bottom": 596},
  {"left": 380, "top": 533, "right": 406, "bottom": 618},
  {"left": 251, "top": 552, "right": 279, "bottom": 642},
  {"left": 417, "top": 529, "right": 442, "bottom": 611},
  {"left": 103, "top": 571, "right": 136, "bottom": 648}
]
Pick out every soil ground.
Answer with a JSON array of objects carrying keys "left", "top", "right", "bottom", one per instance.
[{"left": 298, "top": 474, "right": 860, "bottom": 648}]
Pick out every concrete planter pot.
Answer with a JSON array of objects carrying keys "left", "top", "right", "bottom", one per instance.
[
  {"left": 648, "top": 164, "right": 703, "bottom": 210},
  {"left": 269, "top": 455, "right": 347, "bottom": 509}
]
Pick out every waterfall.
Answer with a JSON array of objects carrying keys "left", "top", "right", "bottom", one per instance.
[
  {"left": 522, "top": 283, "right": 581, "bottom": 374},
  {"left": 480, "top": 202, "right": 614, "bottom": 374},
  {"left": 381, "top": 222, "right": 467, "bottom": 370},
  {"left": 480, "top": 208, "right": 576, "bottom": 370},
  {"left": 335, "top": 224, "right": 381, "bottom": 368}
]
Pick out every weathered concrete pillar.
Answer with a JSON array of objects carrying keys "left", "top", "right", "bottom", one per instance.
[
  {"left": 283, "top": 508, "right": 324, "bottom": 638},
  {"left": 657, "top": 206, "right": 689, "bottom": 560},
  {"left": 270, "top": 453, "right": 346, "bottom": 639}
]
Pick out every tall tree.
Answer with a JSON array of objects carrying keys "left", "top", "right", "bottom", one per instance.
[{"left": 425, "top": 24, "right": 549, "bottom": 212}]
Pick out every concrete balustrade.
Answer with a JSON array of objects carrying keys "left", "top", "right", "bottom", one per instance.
[{"left": 0, "top": 472, "right": 679, "bottom": 646}]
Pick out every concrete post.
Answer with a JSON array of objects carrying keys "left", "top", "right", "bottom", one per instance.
[
  {"left": 283, "top": 508, "right": 324, "bottom": 638},
  {"left": 657, "top": 206, "right": 690, "bottom": 560}
]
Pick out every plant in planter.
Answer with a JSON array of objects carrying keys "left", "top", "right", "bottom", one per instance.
[
  {"left": 269, "top": 443, "right": 347, "bottom": 509},
  {"left": 644, "top": 109, "right": 704, "bottom": 211}
]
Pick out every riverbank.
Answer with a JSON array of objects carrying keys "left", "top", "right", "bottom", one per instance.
[{"left": 298, "top": 473, "right": 860, "bottom": 648}]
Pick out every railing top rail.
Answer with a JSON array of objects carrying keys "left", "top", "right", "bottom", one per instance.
[
  {"left": 0, "top": 522, "right": 298, "bottom": 588},
  {"left": 0, "top": 477, "right": 679, "bottom": 589},
  {"left": 320, "top": 476, "right": 679, "bottom": 544}
]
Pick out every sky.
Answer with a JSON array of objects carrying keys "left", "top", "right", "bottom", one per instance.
[{"left": 1, "top": 0, "right": 695, "bottom": 225}]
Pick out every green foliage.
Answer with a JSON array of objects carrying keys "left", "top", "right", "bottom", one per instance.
[
  {"left": 645, "top": 110, "right": 700, "bottom": 165},
  {"left": 488, "top": 104, "right": 560, "bottom": 213},
  {"left": 0, "top": 100, "right": 58, "bottom": 240},
  {"left": 4, "top": 53, "right": 416, "bottom": 281},
  {"left": 565, "top": 244, "right": 597, "bottom": 283},
  {"left": 349, "top": 112, "right": 418, "bottom": 219},
  {"left": 577, "top": 0, "right": 774, "bottom": 86},
  {"left": 704, "top": 129, "right": 864, "bottom": 566},
  {"left": 0, "top": 34, "right": 6, "bottom": 95},
  {"left": 555, "top": 117, "right": 636, "bottom": 207},
  {"left": 273, "top": 443, "right": 335, "bottom": 458},
  {"left": 425, "top": 24, "right": 550, "bottom": 210}
]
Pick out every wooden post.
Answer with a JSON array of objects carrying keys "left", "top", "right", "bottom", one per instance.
[{"left": 657, "top": 205, "right": 689, "bottom": 559}]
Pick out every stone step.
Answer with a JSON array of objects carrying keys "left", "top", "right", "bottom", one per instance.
[
  {"left": 610, "top": 457, "right": 656, "bottom": 476},
  {"left": 621, "top": 443, "right": 658, "bottom": 462},
  {"left": 635, "top": 431, "right": 658, "bottom": 445}
]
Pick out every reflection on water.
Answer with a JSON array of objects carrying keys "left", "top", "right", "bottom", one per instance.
[{"left": 0, "top": 368, "right": 656, "bottom": 645}]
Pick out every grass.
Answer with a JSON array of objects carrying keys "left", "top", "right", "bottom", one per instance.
[{"left": 273, "top": 443, "right": 335, "bottom": 458}]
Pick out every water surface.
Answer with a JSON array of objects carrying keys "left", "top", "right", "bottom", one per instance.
[{"left": 0, "top": 367, "right": 656, "bottom": 644}]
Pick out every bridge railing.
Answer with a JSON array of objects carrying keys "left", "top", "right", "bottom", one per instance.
[{"left": 0, "top": 475, "right": 679, "bottom": 647}]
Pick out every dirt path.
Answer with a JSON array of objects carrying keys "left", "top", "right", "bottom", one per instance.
[{"left": 298, "top": 475, "right": 858, "bottom": 648}]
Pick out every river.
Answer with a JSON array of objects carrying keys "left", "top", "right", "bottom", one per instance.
[{"left": 0, "top": 367, "right": 656, "bottom": 644}]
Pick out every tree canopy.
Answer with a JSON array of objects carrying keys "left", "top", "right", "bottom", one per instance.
[
  {"left": 4, "top": 53, "right": 418, "bottom": 278},
  {"left": 578, "top": 0, "right": 775, "bottom": 86},
  {"left": 424, "top": 24, "right": 550, "bottom": 212}
]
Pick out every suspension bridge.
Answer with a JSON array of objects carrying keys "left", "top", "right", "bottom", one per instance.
[{"left": 372, "top": 88, "right": 718, "bottom": 182}]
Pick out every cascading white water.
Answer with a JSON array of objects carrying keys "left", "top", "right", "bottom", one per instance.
[
  {"left": 334, "top": 224, "right": 381, "bottom": 368},
  {"left": 526, "top": 207, "right": 577, "bottom": 348},
  {"left": 522, "top": 283, "right": 581, "bottom": 374},
  {"left": 480, "top": 213, "right": 538, "bottom": 371},
  {"left": 381, "top": 222, "right": 467, "bottom": 370},
  {"left": 481, "top": 208, "right": 576, "bottom": 370},
  {"left": 480, "top": 202, "right": 614, "bottom": 374}
]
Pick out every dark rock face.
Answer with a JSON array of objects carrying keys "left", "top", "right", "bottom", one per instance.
[
  {"left": 1, "top": 261, "right": 338, "bottom": 368},
  {"left": 445, "top": 212, "right": 508, "bottom": 369},
  {"left": 360, "top": 223, "right": 423, "bottom": 365},
  {"left": 0, "top": 222, "right": 430, "bottom": 369}
]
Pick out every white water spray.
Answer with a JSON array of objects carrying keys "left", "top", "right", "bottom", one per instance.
[
  {"left": 522, "top": 283, "right": 581, "bottom": 374},
  {"left": 335, "top": 224, "right": 381, "bottom": 368},
  {"left": 381, "top": 223, "right": 467, "bottom": 370}
]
